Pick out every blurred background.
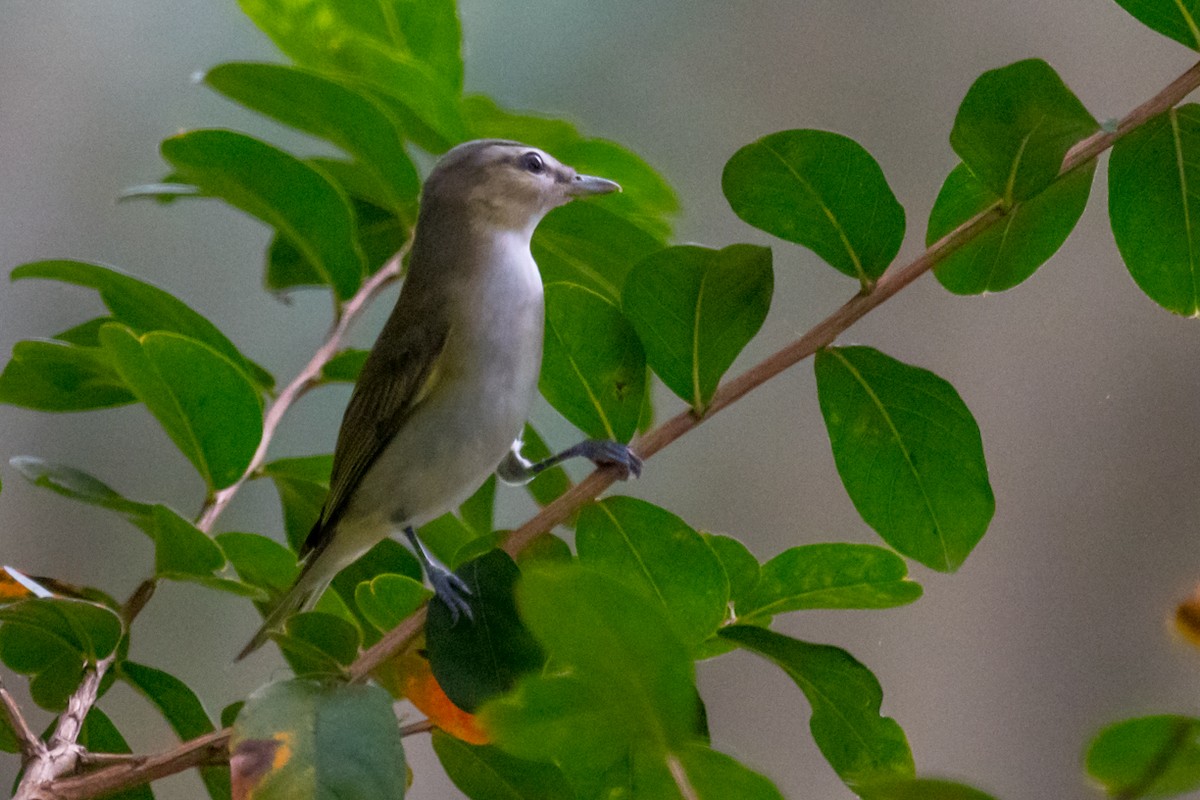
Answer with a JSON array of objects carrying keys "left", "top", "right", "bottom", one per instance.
[{"left": 1, "top": 1, "right": 1198, "bottom": 798}]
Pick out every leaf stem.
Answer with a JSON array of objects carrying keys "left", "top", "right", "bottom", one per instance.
[{"left": 28, "top": 57, "right": 1200, "bottom": 800}]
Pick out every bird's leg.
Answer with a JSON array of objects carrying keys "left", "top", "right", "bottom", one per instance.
[
  {"left": 497, "top": 438, "right": 643, "bottom": 485},
  {"left": 403, "top": 526, "right": 473, "bottom": 622}
]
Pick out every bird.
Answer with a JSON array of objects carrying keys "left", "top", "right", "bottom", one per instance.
[{"left": 238, "top": 139, "right": 642, "bottom": 660}]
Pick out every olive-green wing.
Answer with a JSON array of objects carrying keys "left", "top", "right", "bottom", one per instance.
[{"left": 302, "top": 316, "right": 450, "bottom": 556}]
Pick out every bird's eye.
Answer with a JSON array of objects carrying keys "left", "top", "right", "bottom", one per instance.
[{"left": 521, "top": 152, "right": 545, "bottom": 174}]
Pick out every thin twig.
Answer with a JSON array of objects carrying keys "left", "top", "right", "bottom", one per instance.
[
  {"left": 0, "top": 675, "right": 42, "bottom": 760},
  {"left": 28, "top": 58, "right": 1200, "bottom": 800},
  {"left": 400, "top": 718, "right": 434, "bottom": 737}
]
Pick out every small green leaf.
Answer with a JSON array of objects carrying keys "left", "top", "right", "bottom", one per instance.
[
  {"left": 10, "top": 260, "right": 272, "bottom": 391},
  {"left": 237, "top": 0, "right": 467, "bottom": 151},
  {"left": 722, "top": 130, "right": 905, "bottom": 284},
  {"left": 519, "top": 424, "right": 573, "bottom": 511},
  {"left": 459, "top": 476, "right": 497, "bottom": 537},
  {"left": 259, "top": 455, "right": 331, "bottom": 552},
  {"left": 426, "top": 551, "right": 545, "bottom": 712},
  {"left": 77, "top": 708, "right": 154, "bottom": 800},
  {"left": 147, "top": 505, "right": 226, "bottom": 580},
  {"left": 576, "top": 497, "right": 728, "bottom": 648},
  {"left": 737, "top": 543, "right": 922, "bottom": 622},
  {"left": 216, "top": 532, "right": 299, "bottom": 595},
  {"left": 950, "top": 59, "right": 1098, "bottom": 203},
  {"left": 481, "top": 565, "right": 700, "bottom": 785},
  {"left": 533, "top": 202, "right": 666, "bottom": 300},
  {"left": 161, "top": 130, "right": 365, "bottom": 301},
  {"left": 860, "top": 778, "right": 998, "bottom": 800},
  {"left": 230, "top": 679, "right": 405, "bottom": 800},
  {"left": 354, "top": 574, "right": 431, "bottom": 633},
  {"left": 9, "top": 457, "right": 154, "bottom": 519},
  {"left": 702, "top": 534, "right": 760, "bottom": 606},
  {"left": 433, "top": 729, "right": 574, "bottom": 800},
  {"left": 1085, "top": 715, "right": 1200, "bottom": 798},
  {"left": 120, "top": 662, "right": 229, "bottom": 800},
  {"left": 1111, "top": 0, "right": 1200, "bottom": 51},
  {"left": 623, "top": 244, "right": 772, "bottom": 413},
  {"left": 1109, "top": 105, "right": 1200, "bottom": 316},
  {"left": 0, "top": 340, "right": 132, "bottom": 411},
  {"left": 277, "top": 612, "right": 361, "bottom": 675},
  {"left": 100, "top": 326, "right": 263, "bottom": 491},
  {"left": 928, "top": 160, "right": 1095, "bottom": 294},
  {"left": 719, "top": 625, "right": 914, "bottom": 790},
  {"left": 320, "top": 349, "right": 369, "bottom": 384},
  {"left": 540, "top": 282, "right": 646, "bottom": 442},
  {"left": 205, "top": 63, "right": 420, "bottom": 219},
  {"left": 815, "top": 347, "right": 994, "bottom": 572},
  {"left": 632, "top": 744, "right": 786, "bottom": 800}
]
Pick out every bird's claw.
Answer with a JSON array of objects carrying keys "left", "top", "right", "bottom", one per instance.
[
  {"left": 428, "top": 564, "right": 474, "bottom": 623},
  {"left": 582, "top": 439, "right": 643, "bottom": 480}
]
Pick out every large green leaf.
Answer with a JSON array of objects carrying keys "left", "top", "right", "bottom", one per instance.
[
  {"left": 533, "top": 202, "right": 666, "bottom": 300},
  {"left": 540, "top": 282, "right": 646, "bottom": 442},
  {"left": 10, "top": 260, "right": 272, "bottom": 390},
  {"left": 425, "top": 551, "right": 545, "bottom": 712},
  {"left": 161, "top": 130, "right": 365, "bottom": 301},
  {"left": 146, "top": 505, "right": 227, "bottom": 582},
  {"left": 353, "top": 573, "right": 430, "bottom": 634},
  {"left": 100, "top": 326, "right": 263, "bottom": 491},
  {"left": 259, "top": 455, "right": 332, "bottom": 552},
  {"left": 630, "top": 744, "right": 785, "bottom": 800},
  {"left": 950, "top": 59, "right": 1098, "bottom": 204},
  {"left": 1111, "top": 0, "right": 1200, "bottom": 51},
  {"left": 481, "top": 565, "right": 701, "bottom": 790},
  {"left": 120, "top": 662, "right": 229, "bottom": 800},
  {"left": 928, "top": 161, "right": 1095, "bottom": 294},
  {"left": 216, "top": 532, "right": 299, "bottom": 596},
  {"left": 722, "top": 129, "right": 905, "bottom": 284},
  {"left": 432, "top": 729, "right": 574, "bottom": 800},
  {"left": 237, "top": 0, "right": 467, "bottom": 151},
  {"left": 623, "top": 244, "right": 772, "bottom": 413},
  {"left": 703, "top": 533, "right": 760, "bottom": 607},
  {"left": 1085, "top": 715, "right": 1200, "bottom": 798},
  {"left": 205, "top": 63, "right": 419, "bottom": 220},
  {"left": 230, "top": 679, "right": 406, "bottom": 800},
  {"left": 736, "top": 543, "right": 922, "bottom": 624},
  {"left": 1109, "top": 105, "right": 1200, "bottom": 316},
  {"left": 0, "top": 340, "right": 131, "bottom": 411},
  {"left": 719, "top": 626, "right": 914, "bottom": 790},
  {"left": 576, "top": 497, "right": 728, "bottom": 648},
  {"left": 860, "top": 778, "right": 998, "bottom": 800},
  {"left": 814, "top": 347, "right": 994, "bottom": 572}
]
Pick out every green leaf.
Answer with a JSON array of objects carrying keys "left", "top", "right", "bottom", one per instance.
[
  {"left": 702, "top": 534, "right": 760, "bottom": 606},
  {"left": 722, "top": 129, "right": 905, "bottom": 284},
  {"left": 433, "top": 729, "right": 574, "bottom": 800},
  {"left": 320, "top": 349, "right": 369, "bottom": 384},
  {"left": 860, "top": 778, "right": 998, "bottom": 800},
  {"left": 205, "top": 63, "right": 419, "bottom": 219},
  {"left": 950, "top": 59, "right": 1098, "bottom": 204},
  {"left": 576, "top": 497, "right": 728, "bottom": 648},
  {"left": 462, "top": 95, "right": 678, "bottom": 237},
  {"left": 928, "top": 160, "right": 1095, "bottom": 294},
  {"left": 77, "top": 708, "right": 154, "bottom": 800},
  {"left": 230, "top": 679, "right": 405, "bottom": 800},
  {"left": 216, "top": 532, "right": 299, "bottom": 595},
  {"left": 623, "top": 244, "right": 772, "bottom": 413},
  {"left": 481, "top": 565, "right": 700, "bottom": 787},
  {"left": 237, "top": 0, "right": 467, "bottom": 151},
  {"left": 260, "top": 455, "right": 332, "bottom": 552},
  {"left": 147, "top": 505, "right": 226, "bottom": 580},
  {"left": 1109, "top": 105, "right": 1200, "bottom": 316},
  {"left": 9, "top": 457, "right": 154, "bottom": 519},
  {"left": 815, "top": 347, "right": 994, "bottom": 572},
  {"left": 0, "top": 340, "right": 132, "bottom": 411},
  {"left": 631, "top": 744, "right": 785, "bottom": 800},
  {"left": 161, "top": 130, "right": 365, "bottom": 301},
  {"left": 540, "top": 282, "right": 646, "bottom": 442},
  {"left": 100, "top": 325, "right": 263, "bottom": 491},
  {"left": 1085, "top": 715, "right": 1200, "bottom": 798},
  {"left": 10, "top": 260, "right": 272, "bottom": 391},
  {"left": 426, "top": 551, "right": 545, "bottom": 712},
  {"left": 120, "top": 662, "right": 229, "bottom": 800},
  {"left": 354, "top": 574, "right": 430, "bottom": 633},
  {"left": 737, "top": 543, "right": 922, "bottom": 623},
  {"left": 533, "top": 202, "right": 666, "bottom": 300},
  {"left": 719, "top": 625, "right": 914, "bottom": 790},
  {"left": 1111, "top": 0, "right": 1200, "bottom": 51},
  {"left": 277, "top": 612, "right": 361, "bottom": 675}
]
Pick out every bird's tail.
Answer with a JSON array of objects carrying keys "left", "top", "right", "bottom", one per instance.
[{"left": 236, "top": 555, "right": 328, "bottom": 661}]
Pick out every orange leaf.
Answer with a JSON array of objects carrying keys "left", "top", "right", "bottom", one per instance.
[{"left": 391, "top": 650, "right": 488, "bottom": 745}]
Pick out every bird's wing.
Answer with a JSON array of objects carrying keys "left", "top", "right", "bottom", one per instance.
[{"left": 301, "top": 315, "right": 450, "bottom": 557}]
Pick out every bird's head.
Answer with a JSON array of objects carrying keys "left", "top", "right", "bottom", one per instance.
[{"left": 421, "top": 139, "right": 621, "bottom": 233}]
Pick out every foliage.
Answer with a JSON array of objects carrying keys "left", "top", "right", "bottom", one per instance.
[{"left": 1, "top": 0, "right": 1199, "bottom": 798}]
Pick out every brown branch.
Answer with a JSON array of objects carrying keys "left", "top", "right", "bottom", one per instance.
[
  {"left": 29, "top": 57, "right": 1200, "bottom": 800},
  {"left": 0, "top": 675, "right": 41, "bottom": 760}
]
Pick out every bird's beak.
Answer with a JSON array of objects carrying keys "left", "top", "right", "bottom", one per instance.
[{"left": 567, "top": 174, "right": 622, "bottom": 196}]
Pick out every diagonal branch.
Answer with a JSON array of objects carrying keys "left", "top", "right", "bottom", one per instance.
[{"left": 29, "top": 57, "right": 1200, "bottom": 800}]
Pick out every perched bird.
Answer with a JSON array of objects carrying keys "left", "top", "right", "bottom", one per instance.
[{"left": 238, "top": 140, "right": 641, "bottom": 659}]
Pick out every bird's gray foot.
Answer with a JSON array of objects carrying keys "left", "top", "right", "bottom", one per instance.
[
  {"left": 426, "top": 561, "right": 474, "bottom": 623},
  {"left": 570, "top": 439, "right": 643, "bottom": 480}
]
